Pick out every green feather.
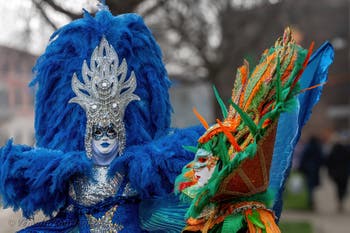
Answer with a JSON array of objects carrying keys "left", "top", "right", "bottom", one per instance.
[
  {"left": 247, "top": 210, "right": 265, "bottom": 229},
  {"left": 229, "top": 100, "right": 258, "bottom": 135},
  {"left": 221, "top": 213, "right": 245, "bottom": 233},
  {"left": 244, "top": 62, "right": 269, "bottom": 104},
  {"left": 183, "top": 145, "right": 198, "bottom": 154},
  {"left": 275, "top": 56, "right": 282, "bottom": 104},
  {"left": 213, "top": 85, "right": 228, "bottom": 118},
  {"left": 284, "top": 48, "right": 307, "bottom": 88},
  {"left": 214, "top": 134, "right": 230, "bottom": 165},
  {"left": 280, "top": 45, "right": 294, "bottom": 74},
  {"left": 232, "top": 69, "right": 243, "bottom": 100}
]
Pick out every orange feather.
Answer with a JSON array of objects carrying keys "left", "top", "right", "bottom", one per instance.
[
  {"left": 216, "top": 119, "right": 241, "bottom": 152},
  {"left": 256, "top": 209, "right": 281, "bottom": 233},
  {"left": 244, "top": 53, "right": 276, "bottom": 110},
  {"left": 193, "top": 107, "right": 209, "bottom": 129}
]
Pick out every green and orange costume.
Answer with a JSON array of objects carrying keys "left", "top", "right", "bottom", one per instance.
[{"left": 175, "top": 28, "right": 331, "bottom": 233}]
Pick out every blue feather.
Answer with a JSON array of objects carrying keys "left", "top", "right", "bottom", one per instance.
[
  {"left": 269, "top": 42, "right": 334, "bottom": 219},
  {"left": 109, "top": 126, "right": 204, "bottom": 198},
  {"left": 30, "top": 10, "right": 172, "bottom": 152},
  {"left": 0, "top": 139, "right": 92, "bottom": 218}
]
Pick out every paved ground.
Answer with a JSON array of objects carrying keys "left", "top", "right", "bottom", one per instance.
[
  {"left": 1, "top": 169, "right": 349, "bottom": 232},
  {"left": 0, "top": 208, "right": 44, "bottom": 233},
  {"left": 282, "top": 169, "right": 350, "bottom": 233}
]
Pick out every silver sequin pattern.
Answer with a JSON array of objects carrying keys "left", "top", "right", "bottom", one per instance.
[
  {"left": 87, "top": 205, "right": 124, "bottom": 233},
  {"left": 70, "top": 166, "right": 138, "bottom": 206}
]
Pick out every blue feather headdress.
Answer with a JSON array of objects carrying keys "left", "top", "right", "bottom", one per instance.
[
  {"left": 31, "top": 10, "right": 172, "bottom": 153},
  {"left": 0, "top": 9, "right": 206, "bottom": 219}
]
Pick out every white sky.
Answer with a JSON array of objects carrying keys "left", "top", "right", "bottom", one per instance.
[
  {"left": 0, "top": 0, "right": 282, "bottom": 55},
  {"left": 0, "top": 0, "right": 97, "bottom": 55}
]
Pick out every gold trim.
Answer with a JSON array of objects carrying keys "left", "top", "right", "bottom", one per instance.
[
  {"left": 237, "top": 168, "right": 256, "bottom": 191},
  {"left": 258, "top": 146, "right": 268, "bottom": 186},
  {"left": 213, "top": 122, "right": 278, "bottom": 199}
]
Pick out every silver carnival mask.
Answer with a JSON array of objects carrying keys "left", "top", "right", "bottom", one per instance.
[{"left": 69, "top": 37, "right": 140, "bottom": 158}]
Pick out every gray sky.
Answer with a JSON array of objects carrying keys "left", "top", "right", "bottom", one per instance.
[
  {"left": 0, "top": 0, "right": 97, "bottom": 55},
  {"left": 0, "top": 0, "right": 283, "bottom": 55}
]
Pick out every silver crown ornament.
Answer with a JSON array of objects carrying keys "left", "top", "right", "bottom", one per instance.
[{"left": 69, "top": 37, "right": 140, "bottom": 158}]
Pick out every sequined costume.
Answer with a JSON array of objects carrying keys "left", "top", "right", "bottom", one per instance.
[{"left": 0, "top": 8, "right": 203, "bottom": 233}]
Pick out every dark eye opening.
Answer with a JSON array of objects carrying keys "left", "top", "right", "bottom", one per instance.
[
  {"left": 106, "top": 124, "right": 117, "bottom": 139},
  {"left": 94, "top": 129, "right": 103, "bottom": 136},
  {"left": 107, "top": 128, "right": 116, "bottom": 135},
  {"left": 198, "top": 157, "right": 208, "bottom": 163}
]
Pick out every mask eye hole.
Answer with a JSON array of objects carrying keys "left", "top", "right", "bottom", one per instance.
[
  {"left": 107, "top": 129, "right": 114, "bottom": 134},
  {"left": 107, "top": 128, "right": 116, "bottom": 136},
  {"left": 92, "top": 125, "right": 104, "bottom": 140},
  {"left": 197, "top": 157, "right": 208, "bottom": 163},
  {"left": 94, "top": 129, "right": 103, "bottom": 136},
  {"left": 106, "top": 125, "right": 117, "bottom": 139}
]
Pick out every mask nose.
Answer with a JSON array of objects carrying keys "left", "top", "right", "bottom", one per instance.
[{"left": 193, "top": 163, "right": 206, "bottom": 171}]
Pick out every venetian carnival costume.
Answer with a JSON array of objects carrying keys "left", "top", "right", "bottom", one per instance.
[
  {"left": 0, "top": 3, "right": 334, "bottom": 233},
  {"left": 0, "top": 6, "right": 204, "bottom": 233},
  {"left": 173, "top": 28, "right": 334, "bottom": 232}
]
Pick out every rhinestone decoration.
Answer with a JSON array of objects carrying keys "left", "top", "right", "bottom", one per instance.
[
  {"left": 122, "top": 182, "right": 138, "bottom": 197},
  {"left": 70, "top": 166, "right": 139, "bottom": 207},
  {"left": 86, "top": 205, "right": 124, "bottom": 233},
  {"left": 231, "top": 202, "right": 266, "bottom": 215},
  {"left": 69, "top": 37, "right": 140, "bottom": 158},
  {"left": 70, "top": 166, "right": 123, "bottom": 206}
]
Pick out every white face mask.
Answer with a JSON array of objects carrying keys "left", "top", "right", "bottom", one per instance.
[
  {"left": 194, "top": 166, "right": 216, "bottom": 188},
  {"left": 193, "top": 149, "right": 217, "bottom": 187}
]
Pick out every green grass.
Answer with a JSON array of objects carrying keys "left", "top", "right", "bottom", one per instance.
[
  {"left": 279, "top": 221, "right": 313, "bottom": 233},
  {"left": 283, "top": 172, "right": 310, "bottom": 210},
  {"left": 281, "top": 172, "right": 313, "bottom": 232}
]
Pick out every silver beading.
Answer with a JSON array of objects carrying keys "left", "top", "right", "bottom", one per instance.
[{"left": 69, "top": 37, "right": 140, "bottom": 157}]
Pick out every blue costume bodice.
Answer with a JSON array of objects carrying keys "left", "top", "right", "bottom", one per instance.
[
  {"left": 16, "top": 165, "right": 145, "bottom": 233},
  {"left": 68, "top": 165, "right": 143, "bottom": 233}
]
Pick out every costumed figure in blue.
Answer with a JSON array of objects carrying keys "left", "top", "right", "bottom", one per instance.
[
  {"left": 0, "top": 4, "right": 203, "bottom": 233},
  {"left": 0, "top": 2, "right": 335, "bottom": 233}
]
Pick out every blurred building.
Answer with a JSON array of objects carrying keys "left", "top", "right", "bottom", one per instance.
[
  {"left": 0, "top": 46, "right": 36, "bottom": 145},
  {"left": 170, "top": 82, "right": 214, "bottom": 128}
]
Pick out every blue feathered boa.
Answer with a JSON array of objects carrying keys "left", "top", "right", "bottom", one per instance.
[{"left": 0, "top": 126, "right": 204, "bottom": 218}]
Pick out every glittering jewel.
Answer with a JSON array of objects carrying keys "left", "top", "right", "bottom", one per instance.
[
  {"left": 86, "top": 205, "right": 124, "bottom": 233},
  {"left": 69, "top": 37, "right": 140, "bottom": 158}
]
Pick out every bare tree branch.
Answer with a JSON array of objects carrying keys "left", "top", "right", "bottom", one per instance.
[
  {"left": 162, "top": 3, "right": 213, "bottom": 69},
  {"left": 140, "top": 0, "right": 167, "bottom": 17},
  {"left": 34, "top": 0, "right": 82, "bottom": 20},
  {"left": 32, "top": 0, "right": 146, "bottom": 25},
  {"left": 106, "top": 0, "right": 144, "bottom": 15},
  {"left": 32, "top": 0, "right": 58, "bottom": 30},
  {"left": 30, "top": 0, "right": 287, "bottom": 117}
]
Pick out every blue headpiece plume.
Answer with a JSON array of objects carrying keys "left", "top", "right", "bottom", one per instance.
[
  {"left": 0, "top": 8, "right": 203, "bottom": 220},
  {"left": 31, "top": 9, "right": 172, "bottom": 153}
]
